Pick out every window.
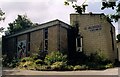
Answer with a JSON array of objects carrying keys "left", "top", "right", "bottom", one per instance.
[
  {"left": 45, "top": 40, "right": 48, "bottom": 50},
  {"left": 76, "top": 35, "right": 83, "bottom": 52},
  {"left": 45, "top": 28, "right": 48, "bottom": 39},
  {"left": 77, "top": 37, "right": 81, "bottom": 47},
  {"left": 44, "top": 28, "right": 48, "bottom": 51}
]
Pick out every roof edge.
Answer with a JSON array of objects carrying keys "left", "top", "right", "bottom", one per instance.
[{"left": 4, "top": 19, "right": 71, "bottom": 38}]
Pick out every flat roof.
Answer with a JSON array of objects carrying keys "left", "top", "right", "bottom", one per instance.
[{"left": 4, "top": 19, "right": 71, "bottom": 38}]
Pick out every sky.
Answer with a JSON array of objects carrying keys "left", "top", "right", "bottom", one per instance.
[{"left": 0, "top": 0, "right": 119, "bottom": 35}]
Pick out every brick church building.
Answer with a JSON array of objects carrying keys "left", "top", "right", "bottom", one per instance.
[{"left": 2, "top": 13, "right": 118, "bottom": 62}]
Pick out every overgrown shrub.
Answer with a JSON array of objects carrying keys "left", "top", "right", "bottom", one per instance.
[
  {"left": 73, "top": 65, "right": 81, "bottom": 70},
  {"left": 44, "top": 51, "right": 67, "bottom": 65},
  {"left": 35, "top": 65, "right": 51, "bottom": 71},
  {"left": 2, "top": 55, "right": 18, "bottom": 68},
  {"left": 87, "top": 52, "right": 112, "bottom": 65},
  {"left": 21, "top": 57, "right": 33, "bottom": 62},
  {"left": 64, "top": 65, "right": 74, "bottom": 71},
  {"left": 31, "top": 54, "right": 39, "bottom": 60},
  {"left": 9, "top": 57, "right": 19, "bottom": 68},
  {"left": 73, "top": 65, "right": 88, "bottom": 70},
  {"left": 105, "top": 63, "right": 114, "bottom": 68},
  {"left": 35, "top": 59, "right": 44, "bottom": 65},
  {"left": 68, "top": 52, "right": 88, "bottom": 65},
  {"left": 51, "top": 62, "right": 67, "bottom": 70},
  {"left": 117, "top": 34, "right": 120, "bottom": 42},
  {"left": 18, "top": 60, "right": 35, "bottom": 70}
]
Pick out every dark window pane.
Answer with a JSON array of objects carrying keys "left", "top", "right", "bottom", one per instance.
[
  {"left": 77, "top": 37, "right": 81, "bottom": 47},
  {"left": 44, "top": 28, "right": 48, "bottom": 39},
  {"left": 45, "top": 40, "right": 48, "bottom": 50}
]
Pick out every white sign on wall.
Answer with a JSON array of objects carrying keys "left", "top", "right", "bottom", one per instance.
[{"left": 84, "top": 24, "right": 102, "bottom": 32}]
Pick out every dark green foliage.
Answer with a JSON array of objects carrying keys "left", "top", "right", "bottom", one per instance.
[
  {"left": 74, "top": 6, "right": 82, "bottom": 14},
  {"left": 105, "top": 63, "right": 114, "bottom": 68},
  {"left": 73, "top": 65, "right": 88, "bottom": 70},
  {"left": 101, "top": 2, "right": 116, "bottom": 10},
  {"left": 2, "top": 55, "right": 19, "bottom": 68},
  {"left": 44, "top": 51, "right": 67, "bottom": 65},
  {"left": 31, "top": 51, "right": 48, "bottom": 61},
  {"left": 31, "top": 54, "right": 40, "bottom": 60},
  {"left": 51, "top": 62, "right": 67, "bottom": 70},
  {"left": 0, "top": 8, "right": 5, "bottom": 33},
  {"left": 64, "top": 1, "right": 69, "bottom": 5},
  {"left": 35, "top": 59, "right": 44, "bottom": 65},
  {"left": 64, "top": 1, "right": 120, "bottom": 22},
  {"left": 100, "top": 1, "right": 120, "bottom": 22},
  {"left": 8, "top": 15, "right": 33, "bottom": 34},
  {"left": 0, "top": 8, "right": 5, "bottom": 21},
  {"left": 21, "top": 57, "right": 33, "bottom": 62},
  {"left": 68, "top": 52, "right": 88, "bottom": 65},
  {"left": 117, "top": 34, "right": 120, "bottom": 42},
  {"left": 64, "top": 65, "right": 74, "bottom": 71},
  {"left": 35, "top": 65, "right": 51, "bottom": 71},
  {"left": 16, "top": 51, "right": 114, "bottom": 71}
]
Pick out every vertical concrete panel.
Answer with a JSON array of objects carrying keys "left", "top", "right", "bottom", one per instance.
[
  {"left": 30, "top": 30, "right": 43, "bottom": 54},
  {"left": 48, "top": 26, "right": 58, "bottom": 52},
  {"left": 60, "top": 26, "right": 68, "bottom": 53},
  {"left": 17, "top": 34, "right": 27, "bottom": 41}
]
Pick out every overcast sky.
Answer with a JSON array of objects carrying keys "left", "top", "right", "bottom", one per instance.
[{"left": 0, "top": 0, "right": 119, "bottom": 35}]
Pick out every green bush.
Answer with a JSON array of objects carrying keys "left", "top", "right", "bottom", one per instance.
[
  {"left": 51, "top": 62, "right": 67, "bottom": 70},
  {"left": 117, "top": 34, "right": 120, "bottom": 42},
  {"left": 18, "top": 60, "right": 36, "bottom": 70},
  {"left": 80, "top": 65, "right": 88, "bottom": 70},
  {"left": 87, "top": 52, "right": 112, "bottom": 65},
  {"left": 65, "top": 65, "right": 74, "bottom": 71},
  {"left": 35, "top": 65, "right": 51, "bottom": 71},
  {"left": 35, "top": 59, "right": 44, "bottom": 65},
  {"left": 73, "top": 65, "right": 88, "bottom": 70},
  {"left": 9, "top": 58, "right": 19, "bottom": 68},
  {"left": 31, "top": 54, "right": 39, "bottom": 60},
  {"left": 21, "top": 57, "right": 33, "bottom": 62},
  {"left": 105, "top": 63, "right": 114, "bottom": 68},
  {"left": 74, "top": 65, "right": 81, "bottom": 70},
  {"left": 2, "top": 55, "right": 19, "bottom": 68},
  {"left": 44, "top": 51, "right": 67, "bottom": 65}
]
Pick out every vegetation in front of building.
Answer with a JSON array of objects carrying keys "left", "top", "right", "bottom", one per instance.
[
  {"left": 117, "top": 34, "right": 120, "bottom": 42},
  {"left": 2, "top": 51, "right": 115, "bottom": 71}
]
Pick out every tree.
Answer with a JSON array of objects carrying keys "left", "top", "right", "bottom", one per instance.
[
  {"left": 117, "top": 34, "right": 120, "bottom": 42},
  {"left": 64, "top": 0, "right": 120, "bottom": 22},
  {"left": 8, "top": 15, "right": 33, "bottom": 34},
  {"left": 0, "top": 8, "right": 5, "bottom": 21},
  {"left": 0, "top": 8, "right": 5, "bottom": 33}
]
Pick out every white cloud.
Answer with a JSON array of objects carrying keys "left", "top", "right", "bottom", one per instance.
[
  {"left": 0, "top": 0, "right": 75, "bottom": 29},
  {"left": 0, "top": 0, "right": 118, "bottom": 35}
]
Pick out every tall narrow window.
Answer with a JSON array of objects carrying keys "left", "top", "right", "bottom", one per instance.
[
  {"left": 76, "top": 34, "right": 83, "bottom": 52},
  {"left": 45, "top": 28, "right": 48, "bottom": 39},
  {"left": 44, "top": 28, "right": 48, "bottom": 52}
]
